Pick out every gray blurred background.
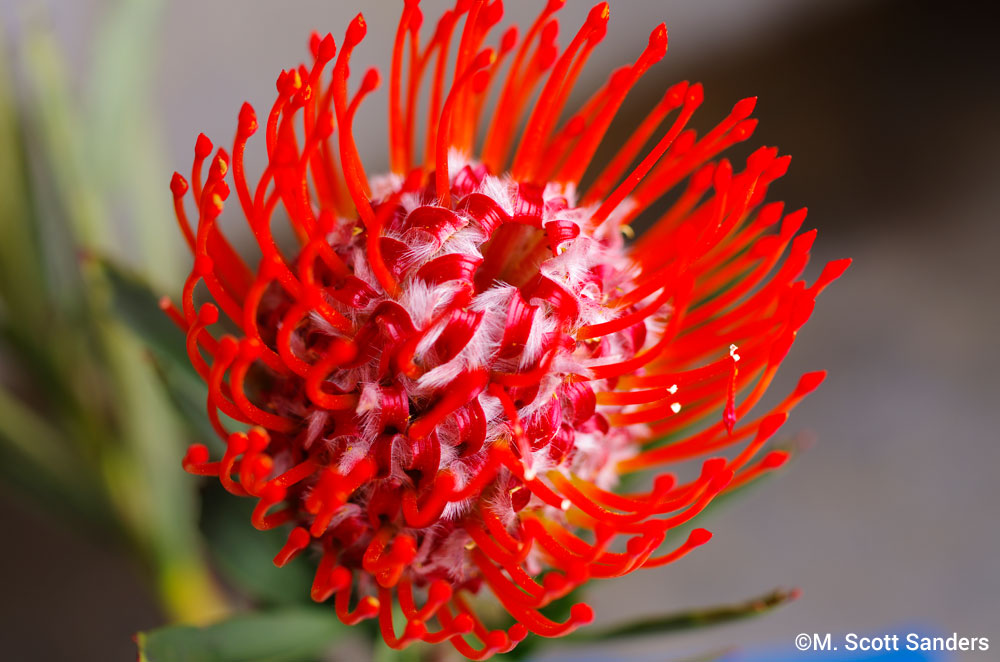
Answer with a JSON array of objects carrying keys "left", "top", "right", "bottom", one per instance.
[{"left": 1, "top": 0, "right": 997, "bottom": 659}]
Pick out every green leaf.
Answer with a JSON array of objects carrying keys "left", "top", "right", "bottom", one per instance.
[
  {"left": 152, "top": 356, "right": 219, "bottom": 446},
  {"left": 10, "top": 11, "right": 229, "bottom": 625},
  {"left": 0, "top": 29, "right": 47, "bottom": 329},
  {"left": 568, "top": 587, "right": 798, "bottom": 643},
  {"left": 97, "top": 257, "right": 194, "bottom": 378},
  {"left": 95, "top": 256, "right": 238, "bottom": 446},
  {"left": 98, "top": 257, "right": 247, "bottom": 450},
  {"left": 20, "top": 20, "right": 110, "bottom": 259},
  {"left": 137, "top": 608, "right": 346, "bottom": 662}
]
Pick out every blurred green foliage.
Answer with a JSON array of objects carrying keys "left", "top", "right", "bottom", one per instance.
[
  {"left": 137, "top": 607, "right": 349, "bottom": 662},
  {"left": 0, "top": 0, "right": 225, "bottom": 624}
]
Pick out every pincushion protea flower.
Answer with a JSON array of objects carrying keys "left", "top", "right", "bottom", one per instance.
[{"left": 163, "top": 0, "right": 849, "bottom": 657}]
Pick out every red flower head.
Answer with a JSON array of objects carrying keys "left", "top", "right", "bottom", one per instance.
[{"left": 165, "top": 1, "right": 849, "bottom": 657}]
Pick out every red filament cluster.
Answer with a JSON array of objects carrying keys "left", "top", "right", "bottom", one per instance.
[{"left": 166, "top": 1, "right": 849, "bottom": 657}]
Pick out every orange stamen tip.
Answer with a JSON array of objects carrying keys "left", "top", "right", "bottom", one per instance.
[
  {"left": 318, "top": 33, "right": 337, "bottom": 61},
  {"left": 759, "top": 412, "right": 789, "bottom": 439},
  {"left": 361, "top": 67, "right": 382, "bottom": 92},
  {"left": 238, "top": 102, "right": 258, "bottom": 136},
  {"left": 767, "top": 154, "right": 792, "bottom": 177},
  {"left": 796, "top": 228, "right": 819, "bottom": 251},
  {"left": 688, "top": 528, "right": 713, "bottom": 546},
  {"left": 731, "top": 118, "right": 758, "bottom": 141},
  {"left": 796, "top": 371, "right": 827, "bottom": 395},
  {"left": 362, "top": 596, "right": 380, "bottom": 614},
  {"left": 500, "top": 26, "right": 519, "bottom": 54},
  {"left": 758, "top": 201, "right": 785, "bottom": 225},
  {"left": 404, "top": 620, "right": 428, "bottom": 640},
  {"left": 453, "top": 614, "right": 475, "bottom": 634},
  {"left": 571, "top": 603, "right": 595, "bottom": 624},
  {"left": 239, "top": 337, "right": 263, "bottom": 360},
  {"left": 197, "top": 303, "right": 219, "bottom": 325},
  {"left": 474, "top": 48, "right": 497, "bottom": 69},
  {"left": 686, "top": 82, "right": 705, "bottom": 106},
  {"left": 691, "top": 163, "right": 715, "bottom": 191},
  {"left": 824, "top": 258, "right": 853, "bottom": 281},
  {"left": 589, "top": 3, "right": 610, "bottom": 25},
  {"left": 762, "top": 450, "right": 790, "bottom": 469},
  {"left": 347, "top": 14, "right": 367, "bottom": 45},
  {"left": 648, "top": 23, "right": 668, "bottom": 54},
  {"left": 780, "top": 208, "right": 807, "bottom": 237},
  {"left": 217, "top": 335, "right": 239, "bottom": 357},
  {"left": 330, "top": 566, "right": 352, "bottom": 590},
  {"left": 486, "top": 631, "right": 507, "bottom": 649},
  {"left": 274, "top": 527, "right": 311, "bottom": 567},
  {"left": 170, "top": 172, "right": 188, "bottom": 197},
  {"left": 195, "top": 133, "right": 213, "bottom": 158},
  {"left": 509, "top": 623, "right": 529, "bottom": 642},
  {"left": 213, "top": 154, "right": 229, "bottom": 178},
  {"left": 731, "top": 96, "right": 757, "bottom": 119},
  {"left": 664, "top": 80, "right": 689, "bottom": 106},
  {"left": 184, "top": 443, "right": 210, "bottom": 466}
]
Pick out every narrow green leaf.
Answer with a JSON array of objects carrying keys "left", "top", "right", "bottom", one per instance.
[
  {"left": 20, "top": 21, "right": 110, "bottom": 256},
  {"left": 145, "top": 334, "right": 247, "bottom": 450},
  {"left": 152, "top": 356, "right": 219, "bottom": 446},
  {"left": 568, "top": 588, "right": 798, "bottom": 643},
  {"left": 12, "top": 11, "right": 229, "bottom": 625},
  {"left": 94, "top": 257, "right": 237, "bottom": 447},
  {"left": 97, "top": 257, "right": 194, "bottom": 378},
  {"left": 0, "top": 29, "right": 47, "bottom": 329},
  {"left": 137, "top": 608, "right": 346, "bottom": 662}
]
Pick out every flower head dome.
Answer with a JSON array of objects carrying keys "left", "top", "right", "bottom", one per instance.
[{"left": 166, "top": 1, "right": 849, "bottom": 657}]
